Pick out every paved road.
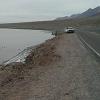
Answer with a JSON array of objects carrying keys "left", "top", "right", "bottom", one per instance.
[{"left": 77, "top": 30, "right": 100, "bottom": 56}]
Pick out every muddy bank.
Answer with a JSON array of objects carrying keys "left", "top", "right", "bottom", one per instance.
[
  {"left": 0, "top": 35, "right": 61, "bottom": 98},
  {"left": 25, "top": 37, "right": 61, "bottom": 66},
  {"left": 0, "top": 33, "right": 100, "bottom": 100}
]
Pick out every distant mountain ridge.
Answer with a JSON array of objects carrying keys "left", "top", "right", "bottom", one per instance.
[
  {"left": 55, "top": 16, "right": 69, "bottom": 20},
  {"left": 55, "top": 6, "right": 100, "bottom": 20}
]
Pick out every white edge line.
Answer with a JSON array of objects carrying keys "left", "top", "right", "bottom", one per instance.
[{"left": 79, "top": 35, "right": 100, "bottom": 57}]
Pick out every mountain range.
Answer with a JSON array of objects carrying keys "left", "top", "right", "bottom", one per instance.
[{"left": 56, "top": 6, "right": 100, "bottom": 20}]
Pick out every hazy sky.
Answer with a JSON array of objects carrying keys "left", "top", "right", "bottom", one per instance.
[{"left": 0, "top": 0, "right": 100, "bottom": 23}]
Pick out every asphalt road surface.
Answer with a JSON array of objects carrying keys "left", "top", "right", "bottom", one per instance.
[{"left": 77, "top": 30, "right": 100, "bottom": 56}]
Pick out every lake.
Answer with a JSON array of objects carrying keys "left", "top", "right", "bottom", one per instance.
[{"left": 0, "top": 29, "right": 54, "bottom": 64}]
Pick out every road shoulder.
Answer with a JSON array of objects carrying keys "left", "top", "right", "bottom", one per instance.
[{"left": 0, "top": 33, "right": 100, "bottom": 100}]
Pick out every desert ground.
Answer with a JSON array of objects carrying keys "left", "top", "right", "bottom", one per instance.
[{"left": 0, "top": 31, "right": 100, "bottom": 100}]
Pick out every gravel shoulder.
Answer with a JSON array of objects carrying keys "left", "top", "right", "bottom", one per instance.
[{"left": 0, "top": 33, "right": 100, "bottom": 100}]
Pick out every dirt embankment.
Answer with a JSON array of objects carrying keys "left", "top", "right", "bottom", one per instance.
[
  {"left": 25, "top": 36, "right": 61, "bottom": 66},
  {"left": 0, "top": 35, "right": 61, "bottom": 99},
  {"left": 0, "top": 33, "right": 100, "bottom": 100}
]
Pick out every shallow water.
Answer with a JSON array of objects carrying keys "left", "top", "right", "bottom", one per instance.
[{"left": 0, "top": 29, "right": 54, "bottom": 64}]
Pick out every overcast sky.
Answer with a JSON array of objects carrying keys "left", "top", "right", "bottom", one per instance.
[{"left": 0, "top": 0, "right": 100, "bottom": 23}]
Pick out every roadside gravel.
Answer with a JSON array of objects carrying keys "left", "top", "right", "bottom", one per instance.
[{"left": 0, "top": 33, "right": 100, "bottom": 100}]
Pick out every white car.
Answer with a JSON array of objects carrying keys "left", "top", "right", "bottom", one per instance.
[{"left": 64, "top": 27, "right": 75, "bottom": 33}]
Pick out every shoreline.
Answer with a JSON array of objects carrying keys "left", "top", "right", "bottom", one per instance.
[
  {"left": 0, "top": 34, "right": 59, "bottom": 68},
  {"left": 0, "top": 34, "right": 61, "bottom": 86},
  {"left": 0, "top": 33, "right": 100, "bottom": 100},
  {"left": 0, "top": 29, "right": 54, "bottom": 66},
  {"left": 2, "top": 46, "right": 34, "bottom": 66}
]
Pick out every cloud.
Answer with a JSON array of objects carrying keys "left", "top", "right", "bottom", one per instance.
[{"left": 0, "top": 0, "right": 99, "bottom": 22}]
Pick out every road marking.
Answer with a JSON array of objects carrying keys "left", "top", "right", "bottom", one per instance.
[{"left": 78, "top": 34, "right": 100, "bottom": 57}]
